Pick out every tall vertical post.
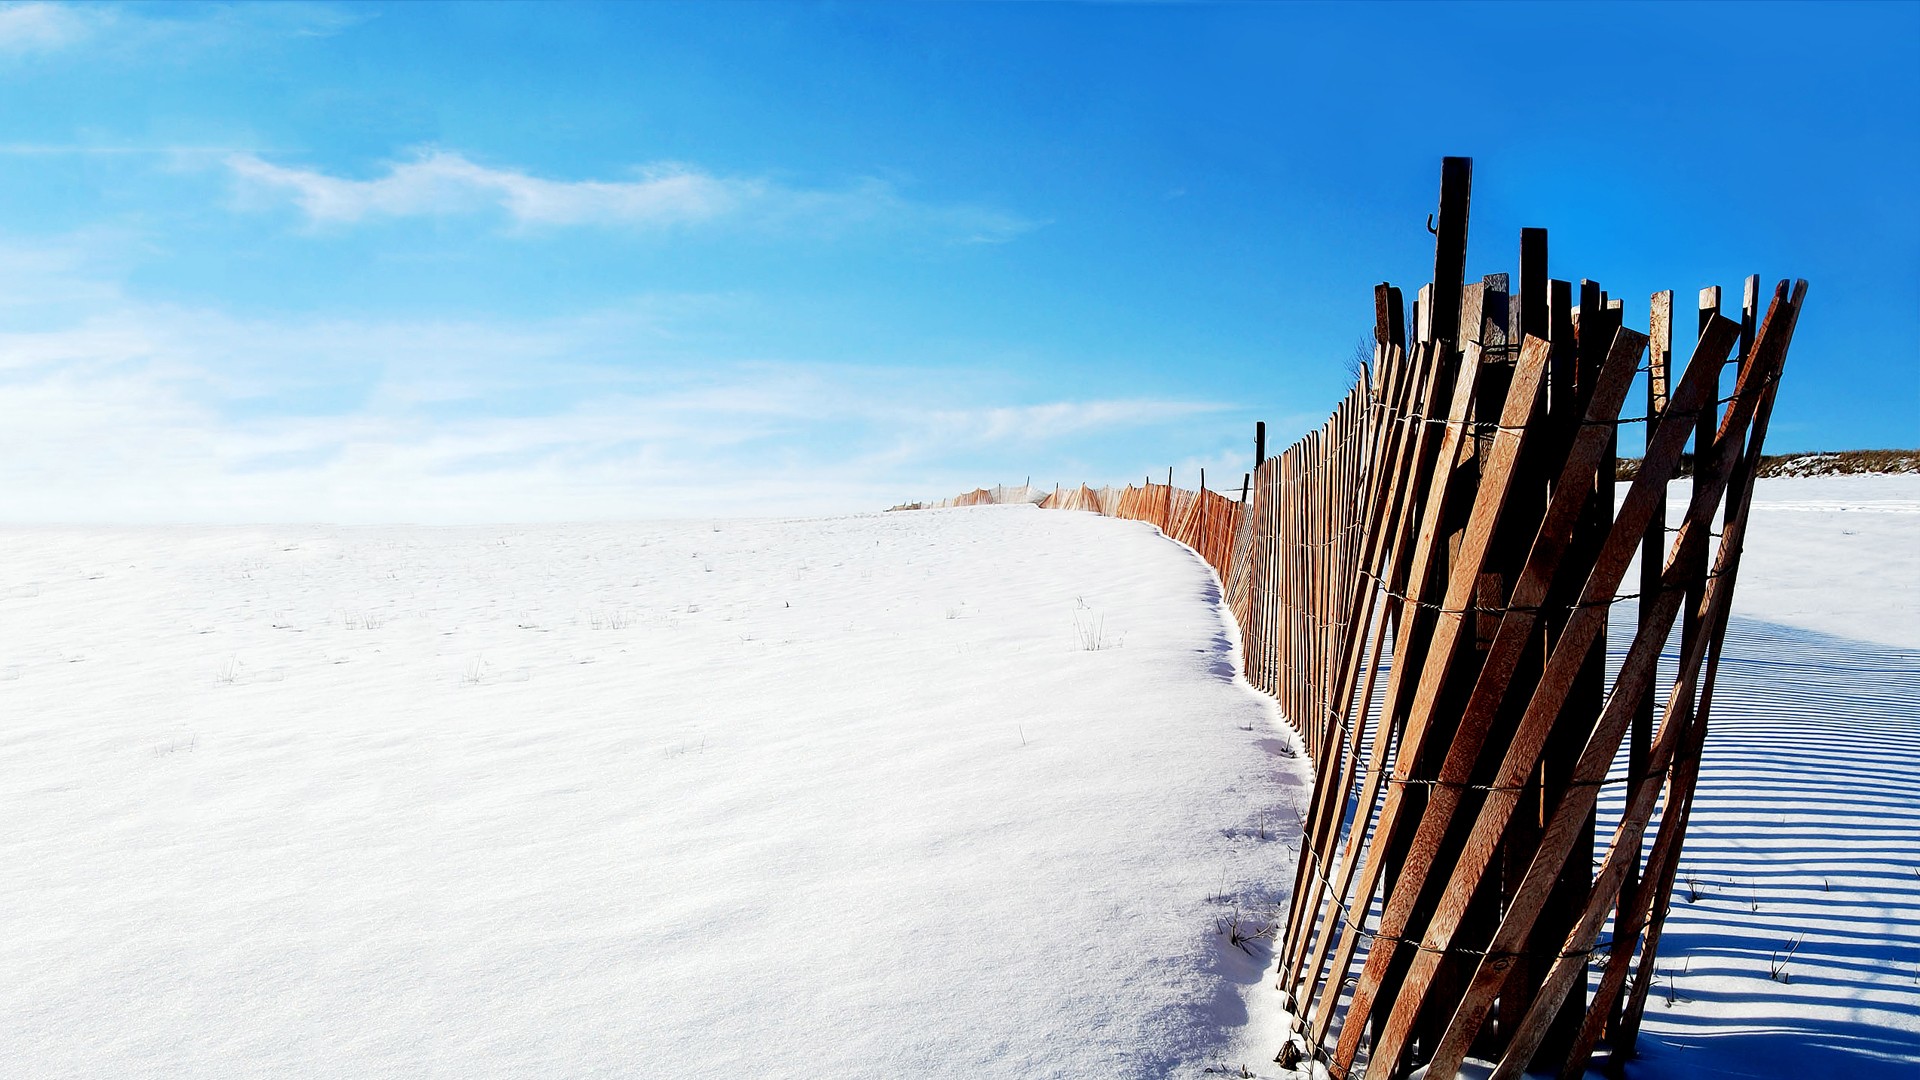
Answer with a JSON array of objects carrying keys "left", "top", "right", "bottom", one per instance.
[
  {"left": 1695, "top": 286, "right": 1722, "bottom": 477},
  {"left": 1376, "top": 156, "right": 1475, "bottom": 1071},
  {"left": 1516, "top": 229, "right": 1549, "bottom": 347},
  {"left": 1686, "top": 286, "right": 1721, "bottom": 670},
  {"left": 1532, "top": 278, "right": 1617, "bottom": 1068},
  {"left": 1727, "top": 276, "right": 1760, "bottom": 529},
  {"left": 1495, "top": 229, "right": 1551, "bottom": 1051},
  {"left": 1431, "top": 157, "right": 1473, "bottom": 348},
  {"left": 1622, "top": 289, "right": 1674, "bottom": 1039},
  {"left": 1377, "top": 282, "right": 1408, "bottom": 351},
  {"left": 1507, "top": 276, "right": 1575, "bottom": 1055}
]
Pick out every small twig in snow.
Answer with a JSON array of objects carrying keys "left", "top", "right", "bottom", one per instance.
[{"left": 1769, "top": 936, "right": 1804, "bottom": 983}]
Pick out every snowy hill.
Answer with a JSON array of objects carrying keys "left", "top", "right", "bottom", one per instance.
[
  {"left": 1, "top": 509, "right": 1302, "bottom": 1078},
  {"left": 2, "top": 475, "right": 1914, "bottom": 1078}
]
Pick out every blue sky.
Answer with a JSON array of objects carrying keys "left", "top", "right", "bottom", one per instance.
[{"left": 0, "top": 1, "right": 1913, "bottom": 522}]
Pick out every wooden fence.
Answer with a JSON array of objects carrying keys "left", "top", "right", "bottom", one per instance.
[{"left": 930, "top": 158, "right": 1806, "bottom": 1078}]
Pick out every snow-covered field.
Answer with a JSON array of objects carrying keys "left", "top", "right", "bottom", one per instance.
[
  {"left": 1608, "top": 475, "right": 1920, "bottom": 1079},
  {"left": 2, "top": 475, "right": 1914, "bottom": 1078},
  {"left": 1, "top": 508, "right": 1303, "bottom": 1078}
]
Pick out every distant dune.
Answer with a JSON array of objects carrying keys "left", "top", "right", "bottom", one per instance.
[{"left": 1620, "top": 448, "right": 1920, "bottom": 480}]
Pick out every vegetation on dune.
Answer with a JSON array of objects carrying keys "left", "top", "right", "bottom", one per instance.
[{"left": 1618, "top": 449, "right": 1920, "bottom": 480}]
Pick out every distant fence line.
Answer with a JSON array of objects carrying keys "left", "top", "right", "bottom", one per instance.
[{"left": 923, "top": 158, "right": 1806, "bottom": 1079}]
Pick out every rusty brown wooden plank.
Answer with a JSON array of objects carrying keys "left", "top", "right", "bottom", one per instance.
[
  {"left": 1354, "top": 317, "right": 1729, "bottom": 1076},
  {"left": 1629, "top": 290, "right": 1675, "bottom": 963},
  {"left": 1649, "top": 292, "right": 1673, "bottom": 413},
  {"left": 1431, "top": 157, "right": 1473, "bottom": 348},
  {"left": 1612, "top": 278, "right": 1804, "bottom": 1057},
  {"left": 1262, "top": 456, "right": 1278, "bottom": 696},
  {"left": 1533, "top": 279, "right": 1619, "bottom": 1065},
  {"left": 1739, "top": 275, "right": 1760, "bottom": 362},
  {"left": 1324, "top": 332, "right": 1553, "bottom": 1067},
  {"left": 1376, "top": 282, "right": 1408, "bottom": 352},
  {"left": 1302, "top": 338, "right": 1483, "bottom": 1040},
  {"left": 1724, "top": 275, "right": 1762, "bottom": 534},
  {"left": 1490, "top": 231, "right": 1551, "bottom": 1045},
  {"left": 1326, "top": 325, "right": 1644, "bottom": 1072},
  {"left": 1504, "top": 283, "right": 1802, "bottom": 1080},
  {"left": 1566, "top": 404, "right": 1774, "bottom": 1074},
  {"left": 1299, "top": 338, "right": 1460, "bottom": 1029},
  {"left": 1413, "top": 309, "right": 1778, "bottom": 1080},
  {"left": 1282, "top": 345, "right": 1433, "bottom": 994},
  {"left": 1515, "top": 228, "right": 1548, "bottom": 347}
]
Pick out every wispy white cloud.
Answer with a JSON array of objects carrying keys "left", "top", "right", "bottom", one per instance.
[
  {"left": 0, "top": 144, "right": 267, "bottom": 156},
  {"left": 0, "top": 240, "right": 1202, "bottom": 522},
  {"left": 0, "top": 1, "right": 103, "bottom": 53},
  {"left": 226, "top": 149, "right": 1042, "bottom": 242},
  {"left": 930, "top": 400, "right": 1226, "bottom": 446},
  {"left": 228, "top": 151, "right": 741, "bottom": 227},
  {"left": 0, "top": 1, "right": 357, "bottom": 56}
]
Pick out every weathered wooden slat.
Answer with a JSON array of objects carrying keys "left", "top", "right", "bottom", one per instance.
[
  {"left": 1285, "top": 344, "right": 1440, "bottom": 996},
  {"left": 1327, "top": 332, "right": 1553, "bottom": 1067},
  {"left": 1358, "top": 317, "right": 1730, "bottom": 1077},
  {"left": 1376, "top": 282, "right": 1407, "bottom": 352},
  {"left": 1305, "top": 337, "right": 1482, "bottom": 1041},
  {"left": 1516, "top": 228, "right": 1548, "bottom": 349},
  {"left": 1533, "top": 278, "right": 1621, "bottom": 1066},
  {"left": 1568, "top": 285, "right": 1793, "bottom": 1078},
  {"left": 1431, "top": 157, "right": 1473, "bottom": 348},
  {"left": 1649, "top": 291, "right": 1673, "bottom": 413},
  {"left": 1499, "top": 283, "right": 1801, "bottom": 1080},
  {"left": 1611, "top": 279, "right": 1805, "bottom": 1061},
  {"left": 1331, "top": 324, "right": 1647, "bottom": 1073},
  {"left": 1627, "top": 289, "right": 1675, "bottom": 976},
  {"left": 1506, "top": 275, "right": 1574, "bottom": 1040},
  {"left": 1410, "top": 312, "right": 1771, "bottom": 1080}
]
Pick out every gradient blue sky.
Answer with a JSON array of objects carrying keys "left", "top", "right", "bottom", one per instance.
[{"left": 1, "top": 1, "right": 1913, "bottom": 521}]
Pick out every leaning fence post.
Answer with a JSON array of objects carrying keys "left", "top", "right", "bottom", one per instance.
[{"left": 1622, "top": 289, "right": 1673, "bottom": 1035}]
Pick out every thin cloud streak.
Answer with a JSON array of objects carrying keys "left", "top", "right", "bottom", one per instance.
[
  {"left": 225, "top": 149, "right": 1043, "bottom": 242},
  {"left": 0, "top": 278, "right": 1215, "bottom": 522},
  {"left": 0, "top": 144, "right": 271, "bottom": 156},
  {"left": 930, "top": 400, "right": 1228, "bottom": 445},
  {"left": 0, "top": 2, "right": 98, "bottom": 53},
  {"left": 228, "top": 151, "right": 742, "bottom": 227},
  {"left": 0, "top": 1, "right": 358, "bottom": 56}
]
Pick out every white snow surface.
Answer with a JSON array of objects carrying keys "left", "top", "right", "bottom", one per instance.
[
  {"left": 4, "top": 474, "right": 1916, "bottom": 1079},
  {"left": 1608, "top": 474, "right": 1920, "bottom": 1079},
  {"left": 1, "top": 507, "right": 1303, "bottom": 1079},
  {"left": 1691, "top": 474, "right": 1920, "bottom": 650}
]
